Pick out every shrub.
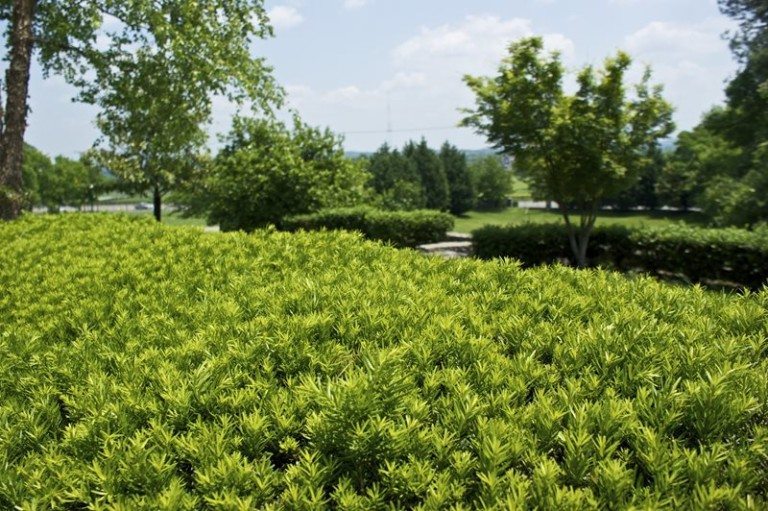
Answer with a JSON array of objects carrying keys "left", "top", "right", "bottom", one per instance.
[
  {"left": 187, "top": 117, "right": 369, "bottom": 232},
  {"left": 473, "top": 222, "right": 768, "bottom": 289},
  {"left": 282, "top": 207, "right": 454, "bottom": 247},
  {"left": 1, "top": 214, "right": 767, "bottom": 508}
]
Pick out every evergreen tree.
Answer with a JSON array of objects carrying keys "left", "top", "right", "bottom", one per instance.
[
  {"left": 403, "top": 139, "right": 449, "bottom": 211},
  {"left": 366, "top": 144, "right": 425, "bottom": 210},
  {"left": 440, "top": 142, "right": 475, "bottom": 215}
]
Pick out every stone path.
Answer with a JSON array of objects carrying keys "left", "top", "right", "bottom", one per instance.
[{"left": 418, "top": 232, "right": 473, "bottom": 259}]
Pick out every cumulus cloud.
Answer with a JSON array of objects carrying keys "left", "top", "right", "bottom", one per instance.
[
  {"left": 282, "top": 15, "right": 574, "bottom": 148},
  {"left": 626, "top": 18, "right": 732, "bottom": 56},
  {"left": 393, "top": 15, "right": 574, "bottom": 71},
  {"left": 624, "top": 17, "right": 736, "bottom": 128},
  {"left": 267, "top": 5, "right": 304, "bottom": 31}
]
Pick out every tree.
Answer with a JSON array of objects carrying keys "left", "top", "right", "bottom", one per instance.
[
  {"left": 603, "top": 147, "right": 664, "bottom": 211},
  {"left": 0, "top": 0, "right": 281, "bottom": 220},
  {"left": 403, "top": 139, "right": 449, "bottom": 211},
  {"left": 37, "top": 154, "right": 106, "bottom": 212},
  {"left": 673, "top": 0, "right": 768, "bottom": 226},
  {"left": 469, "top": 156, "right": 511, "bottom": 210},
  {"left": 440, "top": 142, "right": 475, "bottom": 215},
  {"left": 21, "top": 144, "right": 52, "bottom": 209},
  {"left": 91, "top": 50, "right": 210, "bottom": 222},
  {"left": 658, "top": 123, "right": 745, "bottom": 212},
  {"left": 190, "top": 117, "right": 368, "bottom": 232},
  {"left": 366, "top": 144, "right": 425, "bottom": 211},
  {"left": 463, "top": 37, "right": 674, "bottom": 266}
]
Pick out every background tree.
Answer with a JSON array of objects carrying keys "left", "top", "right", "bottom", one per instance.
[
  {"left": 190, "top": 116, "right": 368, "bottom": 232},
  {"left": 21, "top": 144, "right": 51, "bottom": 210},
  {"left": 440, "top": 142, "right": 475, "bottom": 215},
  {"left": 662, "top": 0, "right": 768, "bottom": 226},
  {"left": 366, "top": 144, "right": 425, "bottom": 211},
  {"left": 91, "top": 50, "right": 210, "bottom": 222},
  {"left": 658, "top": 123, "right": 745, "bottom": 212},
  {"left": 404, "top": 139, "right": 449, "bottom": 211},
  {"left": 463, "top": 37, "right": 674, "bottom": 266},
  {"left": 603, "top": 147, "right": 664, "bottom": 211},
  {"left": 0, "top": 0, "right": 280, "bottom": 220},
  {"left": 469, "top": 156, "right": 512, "bottom": 210},
  {"left": 38, "top": 154, "right": 106, "bottom": 212}
]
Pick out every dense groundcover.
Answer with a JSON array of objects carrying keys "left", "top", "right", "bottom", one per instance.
[{"left": 1, "top": 215, "right": 767, "bottom": 510}]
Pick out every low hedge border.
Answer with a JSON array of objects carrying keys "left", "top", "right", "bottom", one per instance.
[
  {"left": 281, "top": 207, "right": 455, "bottom": 248},
  {"left": 473, "top": 223, "right": 768, "bottom": 289}
]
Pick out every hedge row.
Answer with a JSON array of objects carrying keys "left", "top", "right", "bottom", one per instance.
[
  {"left": 281, "top": 207, "right": 454, "bottom": 247},
  {"left": 1, "top": 215, "right": 767, "bottom": 509},
  {"left": 473, "top": 223, "right": 768, "bottom": 289}
]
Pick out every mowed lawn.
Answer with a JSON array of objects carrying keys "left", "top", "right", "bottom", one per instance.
[{"left": 453, "top": 207, "right": 707, "bottom": 233}]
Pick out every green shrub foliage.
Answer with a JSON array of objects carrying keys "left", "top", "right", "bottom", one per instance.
[
  {"left": 193, "top": 117, "right": 369, "bottom": 232},
  {"left": 473, "top": 222, "right": 768, "bottom": 289},
  {"left": 1, "top": 214, "right": 767, "bottom": 509},
  {"left": 282, "top": 207, "right": 454, "bottom": 248}
]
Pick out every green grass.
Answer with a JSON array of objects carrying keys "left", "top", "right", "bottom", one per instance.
[
  {"left": 509, "top": 176, "right": 531, "bottom": 200},
  {"left": 161, "top": 212, "right": 208, "bottom": 228},
  {"left": 96, "top": 193, "right": 153, "bottom": 205},
  {"left": 453, "top": 207, "right": 707, "bottom": 233}
]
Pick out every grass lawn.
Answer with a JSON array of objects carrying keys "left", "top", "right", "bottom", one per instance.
[
  {"left": 453, "top": 207, "right": 707, "bottom": 233},
  {"left": 162, "top": 212, "right": 208, "bottom": 228},
  {"left": 509, "top": 176, "right": 531, "bottom": 200}
]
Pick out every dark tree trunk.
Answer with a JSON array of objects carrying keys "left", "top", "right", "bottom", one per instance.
[
  {"left": 560, "top": 203, "right": 597, "bottom": 268},
  {"left": 0, "top": 0, "right": 37, "bottom": 221},
  {"left": 153, "top": 186, "right": 162, "bottom": 222}
]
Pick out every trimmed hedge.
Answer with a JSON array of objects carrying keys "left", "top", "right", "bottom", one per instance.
[
  {"left": 281, "top": 207, "right": 454, "bottom": 247},
  {"left": 2, "top": 215, "right": 768, "bottom": 508},
  {"left": 473, "top": 222, "right": 768, "bottom": 289}
]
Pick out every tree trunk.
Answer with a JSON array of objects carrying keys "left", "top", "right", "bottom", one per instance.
[
  {"left": 560, "top": 203, "right": 597, "bottom": 268},
  {"left": 153, "top": 186, "right": 162, "bottom": 222},
  {"left": 576, "top": 227, "right": 592, "bottom": 268},
  {"left": 0, "top": 0, "right": 37, "bottom": 221}
]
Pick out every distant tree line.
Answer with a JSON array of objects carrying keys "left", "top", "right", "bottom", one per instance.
[
  {"left": 364, "top": 140, "right": 512, "bottom": 215},
  {"left": 179, "top": 123, "right": 516, "bottom": 231},
  {"left": 20, "top": 145, "right": 109, "bottom": 213}
]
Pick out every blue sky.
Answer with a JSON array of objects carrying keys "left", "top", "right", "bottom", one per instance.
[{"left": 24, "top": 0, "right": 736, "bottom": 157}]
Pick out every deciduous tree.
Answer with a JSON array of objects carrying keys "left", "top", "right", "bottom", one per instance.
[
  {"left": 469, "top": 156, "right": 511, "bottom": 211},
  {"left": 0, "top": 0, "right": 281, "bottom": 220},
  {"left": 463, "top": 37, "right": 674, "bottom": 266}
]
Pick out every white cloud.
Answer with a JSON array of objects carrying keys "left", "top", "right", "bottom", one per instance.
[
  {"left": 624, "top": 17, "right": 737, "bottom": 129},
  {"left": 267, "top": 5, "right": 304, "bottom": 31},
  {"left": 626, "top": 18, "right": 732, "bottom": 57},
  {"left": 282, "top": 15, "right": 574, "bottom": 149},
  {"left": 393, "top": 15, "right": 574, "bottom": 72},
  {"left": 343, "top": 0, "right": 370, "bottom": 9}
]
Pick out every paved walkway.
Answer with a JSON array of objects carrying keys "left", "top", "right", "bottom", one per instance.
[{"left": 418, "top": 232, "right": 473, "bottom": 259}]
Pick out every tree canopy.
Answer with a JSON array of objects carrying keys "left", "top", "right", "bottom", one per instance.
[
  {"left": 403, "top": 139, "right": 450, "bottom": 212},
  {"left": 188, "top": 116, "right": 368, "bottom": 232},
  {"left": 659, "top": 0, "right": 768, "bottom": 226},
  {"left": 440, "top": 143, "right": 475, "bottom": 215},
  {"left": 0, "top": 0, "right": 281, "bottom": 220},
  {"left": 463, "top": 37, "right": 674, "bottom": 266}
]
